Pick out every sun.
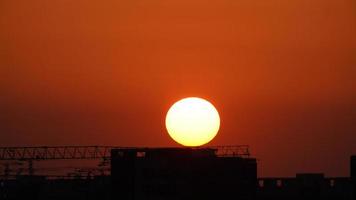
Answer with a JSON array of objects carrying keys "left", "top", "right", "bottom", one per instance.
[{"left": 165, "top": 97, "right": 220, "bottom": 147}]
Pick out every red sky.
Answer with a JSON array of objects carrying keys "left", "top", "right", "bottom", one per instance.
[{"left": 0, "top": 0, "right": 355, "bottom": 177}]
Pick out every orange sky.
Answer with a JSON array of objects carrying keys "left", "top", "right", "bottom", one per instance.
[{"left": 0, "top": 0, "right": 355, "bottom": 176}]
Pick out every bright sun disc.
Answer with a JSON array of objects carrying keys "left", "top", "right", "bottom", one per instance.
[{"left": 165, "top": 97, "right": 220, "bottom": 147}]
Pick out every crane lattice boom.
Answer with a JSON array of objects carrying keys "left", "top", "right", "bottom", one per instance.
[{"left": 0, "top": 145, "right": 250, "bottom": 161}]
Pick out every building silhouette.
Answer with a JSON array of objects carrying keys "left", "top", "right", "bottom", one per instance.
[
  {"left": 352, "top": 156, "right": 356, "bottom": 200},
  {"left": 111, "top": 147, "right": 256, "bottom": 200},
  {"left": 0, "top": 146, "right": 355, "bottom": 200},
  {"left": 257, "top": 174, "right": 354, "bottom": 200}
]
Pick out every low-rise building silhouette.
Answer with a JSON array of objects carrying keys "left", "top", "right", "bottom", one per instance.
[
  {"left": 111, "top": 147, "right": 257, "bottom": 200},
  {"left": 352, "top": 155, "right": 356, "bottom": 200},
  {"left": 0, "top": 146, "right": 355, "bottom": 200},
  {"left": 257, "top": 174, "right": 353, "bottom": 200}
]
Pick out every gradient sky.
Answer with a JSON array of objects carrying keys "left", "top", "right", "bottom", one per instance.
[{"left": 0, "top": 0, "right": 355, "bottom": 177}]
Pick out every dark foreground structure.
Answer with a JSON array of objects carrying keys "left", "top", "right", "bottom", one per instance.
[
  {"left": 111, "top": 147, "right": 256, "bottom": 200},
  {"left": 256, "top": 156, "right": 356, "bottom": 200},
  {"left": 0, "top": 146, "right": 355, "bottom": 200}
]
